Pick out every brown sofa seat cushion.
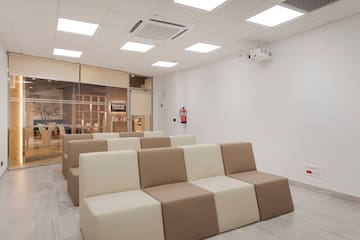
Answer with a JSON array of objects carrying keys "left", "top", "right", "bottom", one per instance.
[
  {"left": 140, "top": 137, "right": 171, "bottom": 149},
  {"left": 138, "top": 148, "right": 187, "bottom": 188},
  {"left": 230, "top": 171, "right": 294, "bottom": 220},
  {"left": 144, "top": 182, "right": 219, "bottom": 240},
  {"left": 220, "top": 143, "right": 257, "bottom": 175},
  {"left": 119, "top": 132, "right": 144, "bottom": 138},
  {"left": 68, "top": 168, "right": 80, "bottom": 206}
]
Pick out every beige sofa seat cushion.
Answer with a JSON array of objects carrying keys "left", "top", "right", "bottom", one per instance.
[
  {"left": 92, "top": 132, "right": 120, "bottom": 140},
  {"left": 169, "top": 135, "right": 196, "bottom": 147},
  {"left": 143, "top": 131, "right": 166, "bottom": 137},
  {"left": 80, "top": 150, "right": 140, "bottom": 199},
  {"left": 144, "top": 182, "right": 219, "bottom": 240},
  {"left": 119, "top": 132, "right": 144, "bottom": 138},
  {"left": 220, "top": 143, "right": 257, "bottom": 175},
  {"left": 181, "top": 144, "right": 225, "bottom": 181},
  {"left": 138, "top": 148, "right": 187, "bottom": 188},
  {"left": 82, "top": 190, "right": 164, "bottom": 240},
  {"left": 140, "top": 137, "right": 171, "bottom": 149},
  {"left": 230, "top": 171, "right": 294, "bottom": 220},
  {"left": 191, "top": 176, "right": 260, "bottom": 232},
  {"left": 107, "top": 138, "right": 141, "bottom": 151}
]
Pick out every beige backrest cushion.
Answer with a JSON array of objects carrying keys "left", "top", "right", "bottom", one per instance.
[
  {"left": 143, "top": 131, "right": 166, "bottom": 137},
  {"left": 68, "top": 140, "right": 107, "bottom": 169},
  {"left": 181, "top": 144, "right": 225, "bottom": 181},
  {"left": 80, "top": 150, "right": 140, "bottom": 199},
  {"left": 138, "top": 148, "right": 187, "bottom": 188},
  {"left": 220, "top": 143, "right": 257, "bottom": 175},
  {"left": 107, "top": 138, "right": 141, "bottom": 151},
  {"left": 119, "top": 132, "right": 144, "bottom": 138},
  {"left": 92, "top": 132, "right": 120, "bottom": 140},
  {"left": 140, "top": 137, "right": 171, "bottom": 149},
  {"left": 170, "top": 135, "right": 196, "bottom": 147}
]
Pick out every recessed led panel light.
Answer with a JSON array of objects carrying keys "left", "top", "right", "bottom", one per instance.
[
  {"left": 53, "top": 48, "right": 82, "bottom": 58},
  {"left": 57, "top": 18, "right": 99, "bottom": 36},
  {"left": 152, "top": 61, "right": 178, "bottom": 68},
  {"left": 120, "top": 42, "right": 155, "bottom": 53},
  {"left": 174, "top": 0, "right": 227, "bottom": 11},
  {"left": 185, "top": 43, "right": 221, "bottom": 53},
  {"left": 246, "top": 5, "right": 304, "bottom": 27}
]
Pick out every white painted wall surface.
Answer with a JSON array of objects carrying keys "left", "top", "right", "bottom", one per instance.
[
  {"left": 154, "top": 14, "right": 360, "bottom": 197},
  {"left": 0, "top": 43, "right": 8, "bottom": 176}
]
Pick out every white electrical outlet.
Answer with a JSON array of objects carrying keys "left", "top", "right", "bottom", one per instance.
[{"left": 304, "top": 164, "right": 325, "bottom": 178}]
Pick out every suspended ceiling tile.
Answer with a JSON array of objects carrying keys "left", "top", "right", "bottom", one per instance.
[
  {"left": 102, "top": 12, "right": 140, "bottom": 31},
  {"left": 0, "top": 0, "right": 58, "bottom": 18},
  {"left": 112, "top": 0, "right": 168, "bottom": 16},
  {"left": 55, "top": 32, "right": 93, "bottom": 51},
  {"left": 273, "top": 15, "right": 327, "bottom": 34},
  {"left": 309, "top": 0, "right": 360, "bottom": 22},
  {"left": 60, "top": 0, "right": 118, "bottom": 11},
  {"left": 58, "top": 1, "right": 109, "bottom": 24}
]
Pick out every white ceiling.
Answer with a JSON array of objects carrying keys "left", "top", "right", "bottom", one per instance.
[{"left": 0, "top": 0, "right": 360, "bottom": 77}]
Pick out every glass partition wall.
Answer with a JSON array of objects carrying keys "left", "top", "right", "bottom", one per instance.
[{"left": 8, "top": 76, "right": 135, "bottom": 169}]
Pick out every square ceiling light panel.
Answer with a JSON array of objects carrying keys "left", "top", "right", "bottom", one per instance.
[
  {"left": 53, "top": 48, "right": 82, "bottom": 58},
  {"left": 152, "top": 61, "right": 178, "bottom": 68},
  {"left": 185, "top": 43, "right": 221, "bottom": 53},
  {"left": 174, "top": 0, "right": 228, "bottom": 11},
  {"left": 246, "top": 5, "right": 304, "bottom": 27},
  {"left": 120, "top": 42, "right": 155, "bottom": 53},
  {"left": 57, "top": 18, "right": 99, "bottom": 36}
]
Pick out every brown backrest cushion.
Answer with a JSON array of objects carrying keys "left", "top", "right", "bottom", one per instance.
[
  {"left": 68, "top": 139, "right": 108, "bottom": 169},
  {"left": 220, "top": 143, "right": 257, "bottom": 175},
  {"left": 140, "top": 137, "right": 171, "bottom": 149},
  {"left": 138, "top": 148, "right": 187, "bottom": 188},
  {"left": 63, "top": 134, "right": 92, "bottom": 156},
  {"left": 119, "top": 132, "right": 144, "bottom": 138}
]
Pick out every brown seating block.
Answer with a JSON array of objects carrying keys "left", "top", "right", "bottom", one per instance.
[
  {"left": 68, "top": 168, "right": 79, "bottom": 206},
  {"left": 138, "top": 148, "right": 187, "bottom": 189},
  {"left": 119, "top": 132, "right": 144, "bottom": 138},
  {"left": 230, "top": 171, "right": 294, "bottom": 220},
  {"left": 144, "top": 182, "right": 219, "bottom": 240},
  {"left": 140, "top": 137, "right": 171, "bottom": 149}
]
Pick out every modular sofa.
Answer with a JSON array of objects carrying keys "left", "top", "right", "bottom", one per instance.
[
  {"left": 62, "top": 131, "right": 165, "bottom": 179},
  {"left": 79, "top": 142, "right": 294, "bottom": 240},
  {"left": 68, "top": 135, "right": 196, "bottom": 206}
]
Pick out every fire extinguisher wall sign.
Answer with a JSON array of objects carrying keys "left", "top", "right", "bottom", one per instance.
[{"left": 180, "top": 106, "right": 187, "bottom": 124}]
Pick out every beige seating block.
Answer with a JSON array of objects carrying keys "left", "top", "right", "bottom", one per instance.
[
  {"left": 181, "top": 144, "right": 225, "bottom": 181},
  {"left": 106, "top": 138, "right": 141, "bottom": 151},
  {"left": 82, "top": 190, "right": 164, "bottom": 240},
  {"left": 92, "top": 132, "right": 119, "bottom": 140},
  {"left": 143, "top": 131, "right": 166, "bottom": 137},
  {"left": 191, "top": 176, "right": 260, "bottom": 232},
  {"left": 170, "top": 135, "right": 196, "bottom": 147}
]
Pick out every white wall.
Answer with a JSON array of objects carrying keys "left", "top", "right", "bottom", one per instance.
[
  {"left": 154, "top": 13, "right": 360, "bottom": 198},
  {"left": 0, "top": 43, "right": 8, "bottom": 176}
]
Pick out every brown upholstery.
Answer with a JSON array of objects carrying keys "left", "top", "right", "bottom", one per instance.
[
  {"left": 138, "top": 148, "right": 187, "bottom": 189},
  {"left": 230, "top": 171, "right": 294, "bottom": 220},
  {"left": 140, "top": 137, "right": 171, "bottom": 149},
  {"left": 220, "top": 143, "right": 257, "bottom": 175},
  {"left": 119, "top": 132, "right": 144, "bottom": 138},
  {"left": 68, "top": 168, "right": 79, "bottom": 206},
  {"left": 66, "top": 139, "right": 107, "bottom": 179},
  {"left": 62, "top": 134, "right": 92, "bottom": 179},
  {"left": 144, "top": 182, "right": 219, "bottom": 240}
]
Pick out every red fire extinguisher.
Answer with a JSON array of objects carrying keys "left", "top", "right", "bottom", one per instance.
[{"left": 180, "top": 106, "right": 187, "bottom": 124}]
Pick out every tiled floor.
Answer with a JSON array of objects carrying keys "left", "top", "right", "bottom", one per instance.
[{"left": 0, "top": 164, "right": 359, "bottom": 240}]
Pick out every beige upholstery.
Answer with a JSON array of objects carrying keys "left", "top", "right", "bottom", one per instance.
[
  {"left": 169, "top": 135, "right": 196, "bottom": 147},
  {"left": 92, "top": 132, "right": 119, "bottom": 140},
  {"left": 143, "top": 131, "right": 166, "bottom": 137},
  {"left": 138, "top": 148, "right": 187, "bottom": 189},
  {"left": 181, "top": 144, "right": 225, "bottom": 181},
  {"left": 140, "top": 137, "right": 171, "bottom": 149},
  {"left": 107, "top": 138, "right": 141, "bottom": 151},
  {"left": 80, "top": 150, "right": 164, "bottom": 240},
  {"left": 191, "top": 176, "right": 260, "bottom": 232}
]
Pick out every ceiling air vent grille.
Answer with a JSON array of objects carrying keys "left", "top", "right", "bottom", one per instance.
[
  {"left": 130, "top": 18, "right": 188, "bottom": 40},
  {"left": 283, "top": 0, "right": 339, "bottom": 12}
]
